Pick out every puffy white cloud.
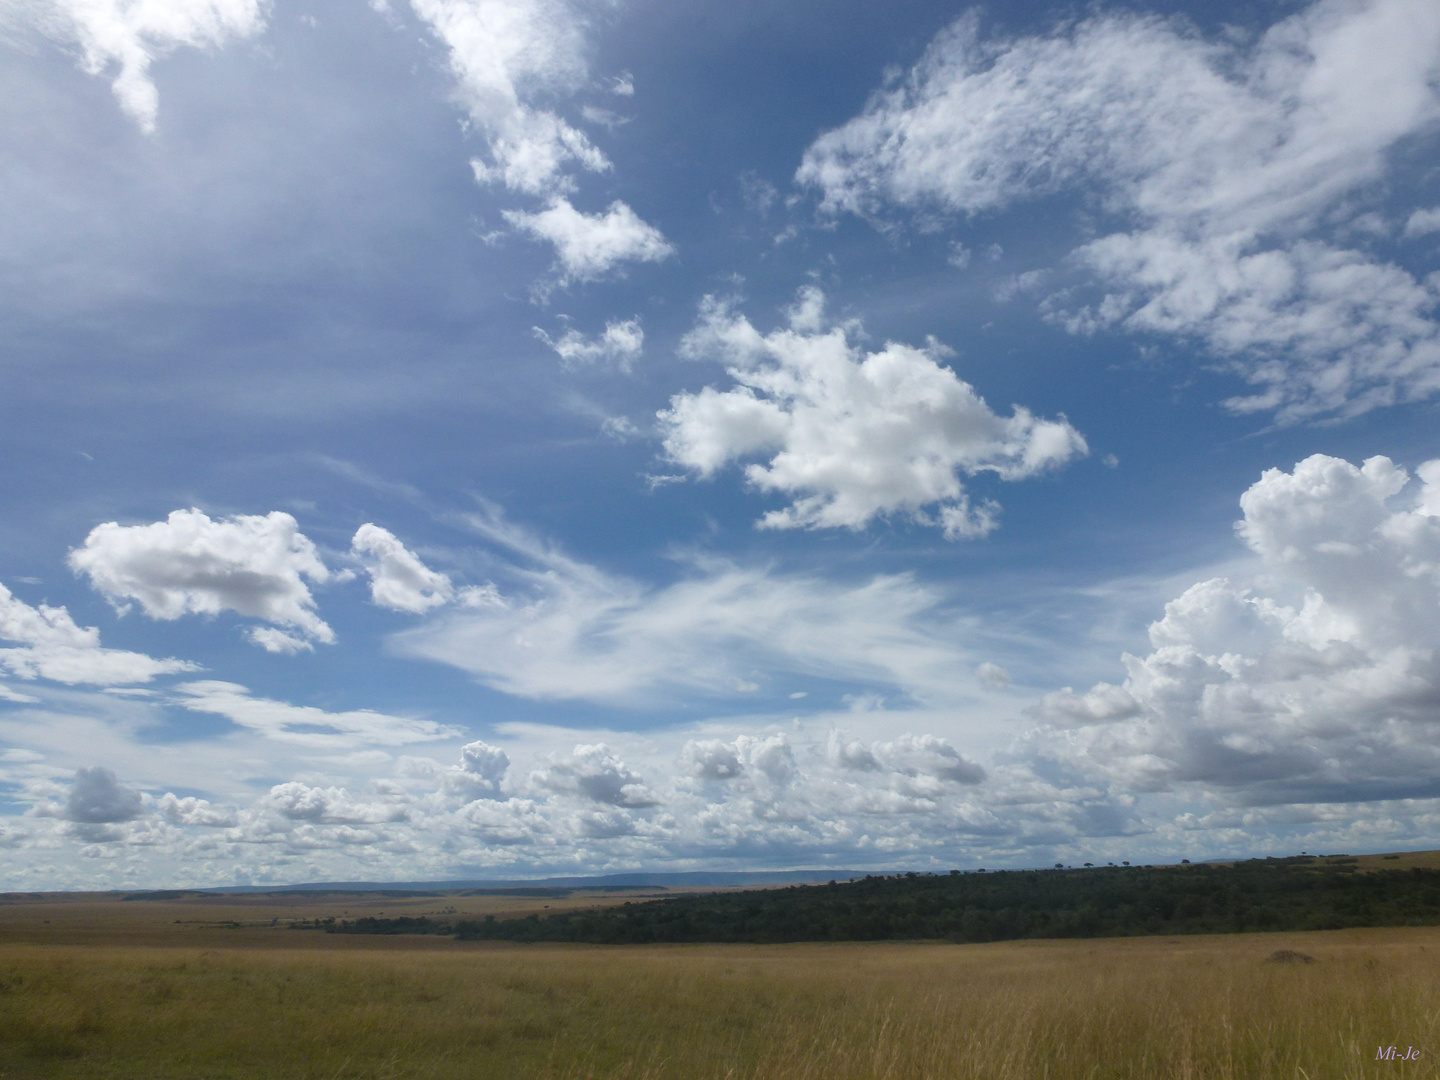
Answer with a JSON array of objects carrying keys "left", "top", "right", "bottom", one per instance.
[
  {"left": 683, "top": 734, "right": 796, "bottom": 786},
  {"left": 828, "top": 731, "right": 882, "bottom": 772},
  {"left": 172, "top": 680, "right": 459, "bottom": 748},
  {"left": 392, "top": 507, "right": 979, "bottom": 707},
  {"left": 29, "top": 0, "right": 268, "bottom": 131},
  {"left": 504, "top": 198, "right": 674, "bottom": 282},
  {"left": 262, "top": 782, "right": 407, "bottom": 824},
  {"left": 350, "top": 524, "right": 454, "bottom": 614},
  {"left": 682, "top": 737, "right": 744, "bottom": 779},
  {"left": 156, "top": 792, "right": 236, "bottom": 827},
  {"left": 0, "top": 581, "right": 194, "bottom": 686},
  {"left": 531, "top": 743, "right": 657, "bottom": 807},
  {"left": 443, "top": 740, "right": 511, "bottom": 801},
  {"left": 29, "top": 766, "right": 147, "bottom": 843},
  {"left": 827, "top": 730, "right": 984, "bottom": 786},
  {"left": 534, "top": 317, "right": 643, "bottom": 371},
  {"left": 454, "top": 796, "right": 548, "bottom": 845},
  {"left": 659, "top": 289, "right": 1086, "bottom": 536},
  {"left": 406, "top": 0, "right": 606, "bottom": 195},
  {"left": 1033, "top": 454, "right": 1440, "bottom": 805},
  {"left": 799, "top": 1, "right": 1440, "bottom": 421},
  {"left": 1034, "top": 682, "right": 1140, "bottom": 727},
  {"left": 69, "top": 509, "right": 335, "bottom": 652},
  {"left": 877, "top": 733, "right": 985, "bottom": 785},
  {"left": 60, "top": 765, "right": 143, "bottom": 823}
]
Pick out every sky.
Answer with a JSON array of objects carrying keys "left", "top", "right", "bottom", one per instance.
[{"left": 1, "top": 0, "right": 1440, "bottom": 889}]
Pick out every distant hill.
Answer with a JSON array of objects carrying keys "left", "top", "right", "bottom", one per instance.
[
  {"left": 199, "top": 869, "right": 874, "bottom": 894},
  {"left": 103, "top": 848, "right": 1440, "bottom": 897}
]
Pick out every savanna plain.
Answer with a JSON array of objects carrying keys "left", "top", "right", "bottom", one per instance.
[{"left": 1, "top": 876, "right": 1437, "bottom": 1080}]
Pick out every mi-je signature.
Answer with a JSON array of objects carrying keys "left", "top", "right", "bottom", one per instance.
[{"left": 1375, "top": 1046, "right": 1422, "bottom": 1061}]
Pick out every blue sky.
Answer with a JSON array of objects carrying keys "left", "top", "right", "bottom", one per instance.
[{"left": 3, "top": 0, "right": 1440, "bottom": 887}]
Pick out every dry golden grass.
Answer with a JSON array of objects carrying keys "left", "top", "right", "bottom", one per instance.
[
  {"left": 0, "top": 889, "right": 671, "bottom": 949},
  {"left": 1200, "top": 848, "right": 1440, "bottom": 873},
  {"left": 2, "top": 926, "right": 1438, "bottom": 1078},
  {"left": 1348, "top": 849, "right": 1440, "bottom": 871}
]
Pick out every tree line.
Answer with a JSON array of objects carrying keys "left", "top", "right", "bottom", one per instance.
[{"left": 320, "top": 858, "right": 1440, "bottom": 945}]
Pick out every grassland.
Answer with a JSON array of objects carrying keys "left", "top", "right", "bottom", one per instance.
[
  {"left": 3, "top": 863, "right": 1440, "bottom": 1079},
  {"left": 0, "top": 887, "right": 669, "bottom": 949},
  {"left": 1, "top": 903, "right": 1438, "bottom": 1078},
  {"left": 1306, "top": 849, "right": 1440, "bottom": 872}
]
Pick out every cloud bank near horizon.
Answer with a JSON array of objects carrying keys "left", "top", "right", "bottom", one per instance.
[{"left": 2, "top": 451, "right": 1440, "bottom": 886}]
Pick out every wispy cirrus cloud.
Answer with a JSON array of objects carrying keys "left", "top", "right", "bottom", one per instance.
[
  {"left": 800, "top": 0, "right": 1440, "bottom": 421},
  {"left": 171, "top": 680, "right": 460, "bottom": 749},
  {"left": 535, "top": 317, "right": 644, "bottom": 371},
  {"left": 389, "top": 503, "right": 980, "bottom": 707},
  {"left": 404, "top": 0, "right": 674, "bottom": 281},
  {"left": 405, "top": 0, "right": 606, "bottom": 197},
  {"left": 22, "top": 0, "right": 269, "bottom": 131}
]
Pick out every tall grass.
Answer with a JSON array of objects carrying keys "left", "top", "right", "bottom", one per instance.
[{"left": 1, "top": 929, "right": 1436, "bottom": 1078}]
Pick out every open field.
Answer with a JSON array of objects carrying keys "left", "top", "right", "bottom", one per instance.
[
  {"left": 0, "top": 888, "right": 674, "bottom": 949},
  {"left": 2, "top": 919, "right": 1438, "bottom": 1078},
  {"left": 1238, "top": 850, "right": 1440, "bottom": 872}
]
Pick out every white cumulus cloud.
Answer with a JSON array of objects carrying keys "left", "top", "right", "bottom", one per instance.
[
  {"left": 828, "top": 731, "right": 984, "bottom": 786},
  {"left": 658, "top": 288, "right": 1086, "bottom": 536},
  {"left": 0, "top": 581, "right": 194, "bottom": 686},
  {"left": 682, "top": 734, "right": 796, "bottom": 787},
  {"left": 534, "top": 317, "right": 643, "bottom": 371},
  {"left": 443, "top": 740, "right": 511, "bottom": 801},
  {"left": 262, "top": 781, "right": 407, "bottom": 824},
  {"left": 31, "top": 766, "right": 147, "bottom": 842},
  {"left": 799, "top": 0, "right": 1440, "bottom": 422},
  {"left": 69, "top": 509, "right": 335, "bottom": 653},
  {"left": 878, "top": 733, "right": 986, "bottom": 784},
  {"left": 156, "top": 792, "right": 236, "bottom": 827},
  {"left": 1032, "top": 453, "right": 1440, "bottom": 806},
  {"left": 505, "top": 198, "right": 674, "bottom": 282},
  {"left": 351, "top": 524, "right": 454, "bottom": 614},
  {"left": 59, "top": 765, "right": 143, "bottom": 823},
  {"left": 531, "top": 743, "right": 657, "bottom": 807}
]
